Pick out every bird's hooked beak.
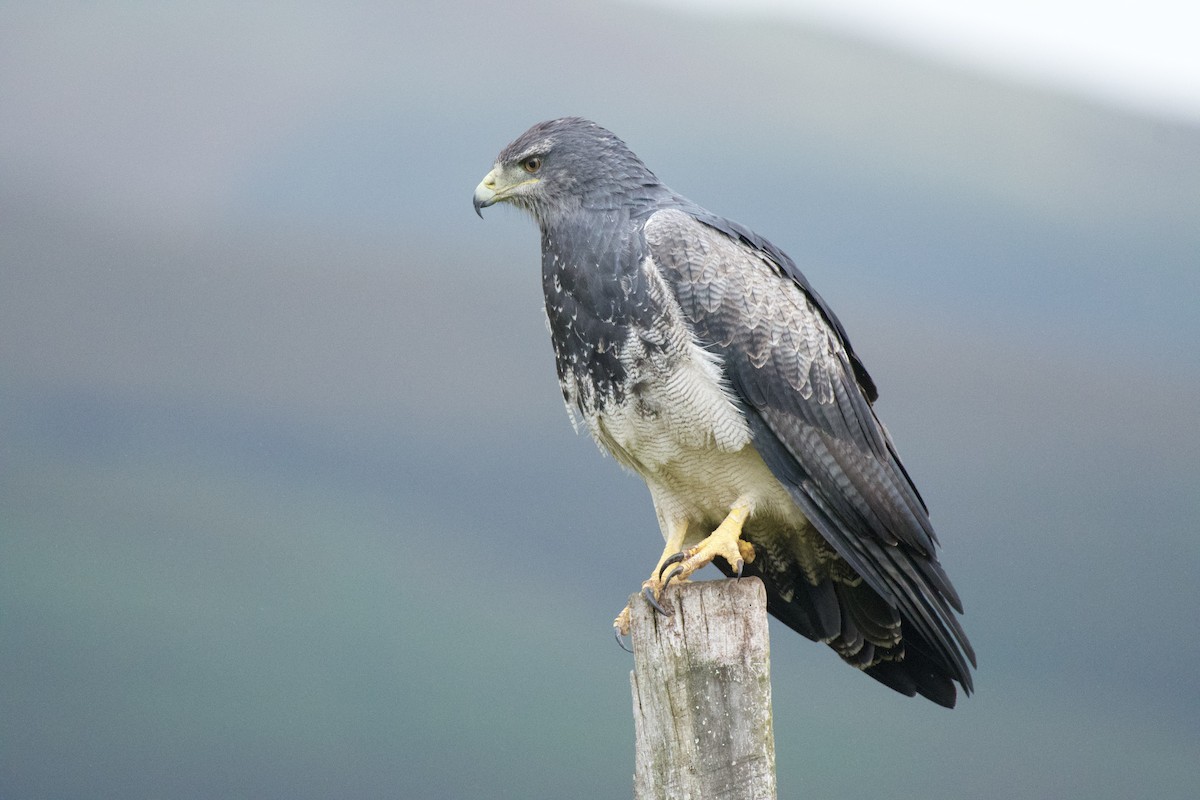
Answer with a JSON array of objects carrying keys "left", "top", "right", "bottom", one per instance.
[
  {"left": 473, "top": 165, "right": 539, "bottom": 218},
  {"left": 473, "top": 168, "right": 499, "bottom": 218}
]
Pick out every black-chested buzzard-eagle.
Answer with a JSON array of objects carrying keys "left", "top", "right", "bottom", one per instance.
[{"left": 473, "top": 117, "right": 975, "bottom": 707}]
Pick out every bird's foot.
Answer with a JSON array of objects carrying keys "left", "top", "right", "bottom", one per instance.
[
  {"left": 613, "top": 574, "right": 675, "bottom": 639},
  {"left": 614, "top": 605, "right": 633, "bottom": 640},
  {"left": 612, "top": 502, "right": 756, "bottom": 643},
  {"left": 658, "top": 503, "right": 756, "bottom": 587}
]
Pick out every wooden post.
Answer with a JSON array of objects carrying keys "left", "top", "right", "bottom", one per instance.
[{"left": 629, "top": 577, "right": 777, "bottom": 800}]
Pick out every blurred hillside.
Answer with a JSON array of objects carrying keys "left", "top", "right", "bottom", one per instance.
[{"left": 2, "top": 2, "right": 1198, "bottom": 799}]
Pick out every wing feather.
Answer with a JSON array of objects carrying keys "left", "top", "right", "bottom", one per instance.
[{"left": 643, "top": 207, "right": 975, "bottom": 697}]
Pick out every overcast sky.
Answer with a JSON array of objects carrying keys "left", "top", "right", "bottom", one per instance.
[{"left": 642, "top": 0, "right": 1200, "bottom": 123}]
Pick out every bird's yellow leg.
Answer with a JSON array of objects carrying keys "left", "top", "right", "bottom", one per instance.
[
  {"left": 613, "top": 502, "right": 757, "bottom": 638},
  {"left": 665, "top": 500, "right": 756, "bottom": 585},
  {"left": 613, "top": 518, "right": 690, "bottom": 636},
  {"left": 647, "top": 519, "right": 691, "bottom": 589}
]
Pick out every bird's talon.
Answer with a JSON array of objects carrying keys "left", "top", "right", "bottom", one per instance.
[
  {"left": 614, "top": 627, "right": 633, "bottom": 653},
  {"left": 734, "top": 558, "right": 744, "bottom": 579},
  {"left": 658, "top": 551, "right": 687, "bottom": 578},
  {"left": 642, "top": 585, "right": 671, "bottom": 616},
  {"left": 663, "top": 564, "right": 684, "bottom": 590}
]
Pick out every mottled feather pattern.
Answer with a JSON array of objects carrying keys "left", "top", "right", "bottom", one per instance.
[
  {"left": 541, "top": 217, "right": 752, "bottom": 477},
  {"left": 645, "top": 208, "right": 974, "bottom": 697},
  {"left": 541, "top": 217, "right": 648, "bottom": 415}
]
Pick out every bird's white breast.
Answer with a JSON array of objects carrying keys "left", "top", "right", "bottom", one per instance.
[
  {"left": 561, "top": 255, "right": 799, "bottom": 535},
  {"left": 575, "top": 255, "right": 748, "bottom": 464}
]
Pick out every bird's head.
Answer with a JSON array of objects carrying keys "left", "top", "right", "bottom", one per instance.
[{"left": 473, "top": 117, "right": 659, "bottom": 229}]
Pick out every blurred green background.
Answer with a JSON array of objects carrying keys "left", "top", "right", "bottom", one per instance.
[{"left": 2, "top": 2, "right": 1198, "bottom": 798}]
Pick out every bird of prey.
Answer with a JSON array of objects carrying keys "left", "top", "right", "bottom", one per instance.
[{"left": 473, "top": 117, "right": 975, "bottom": 707}]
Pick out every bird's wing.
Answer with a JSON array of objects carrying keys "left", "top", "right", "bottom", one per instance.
[{"left": 642, "top": 208, "right": 975, "bottom": 694}]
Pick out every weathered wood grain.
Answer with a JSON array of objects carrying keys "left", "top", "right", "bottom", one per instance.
[{"left": 630, "top": 577, "right": 777, "bottom": 800}]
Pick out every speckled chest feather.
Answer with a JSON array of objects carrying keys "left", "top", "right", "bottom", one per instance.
[{"left": 541, "top": 214, "right": 753, "bottom": 478}]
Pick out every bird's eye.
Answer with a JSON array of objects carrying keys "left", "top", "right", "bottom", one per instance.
[{"left": 522, "top": 157, "right": 542, "bottom": 174}]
